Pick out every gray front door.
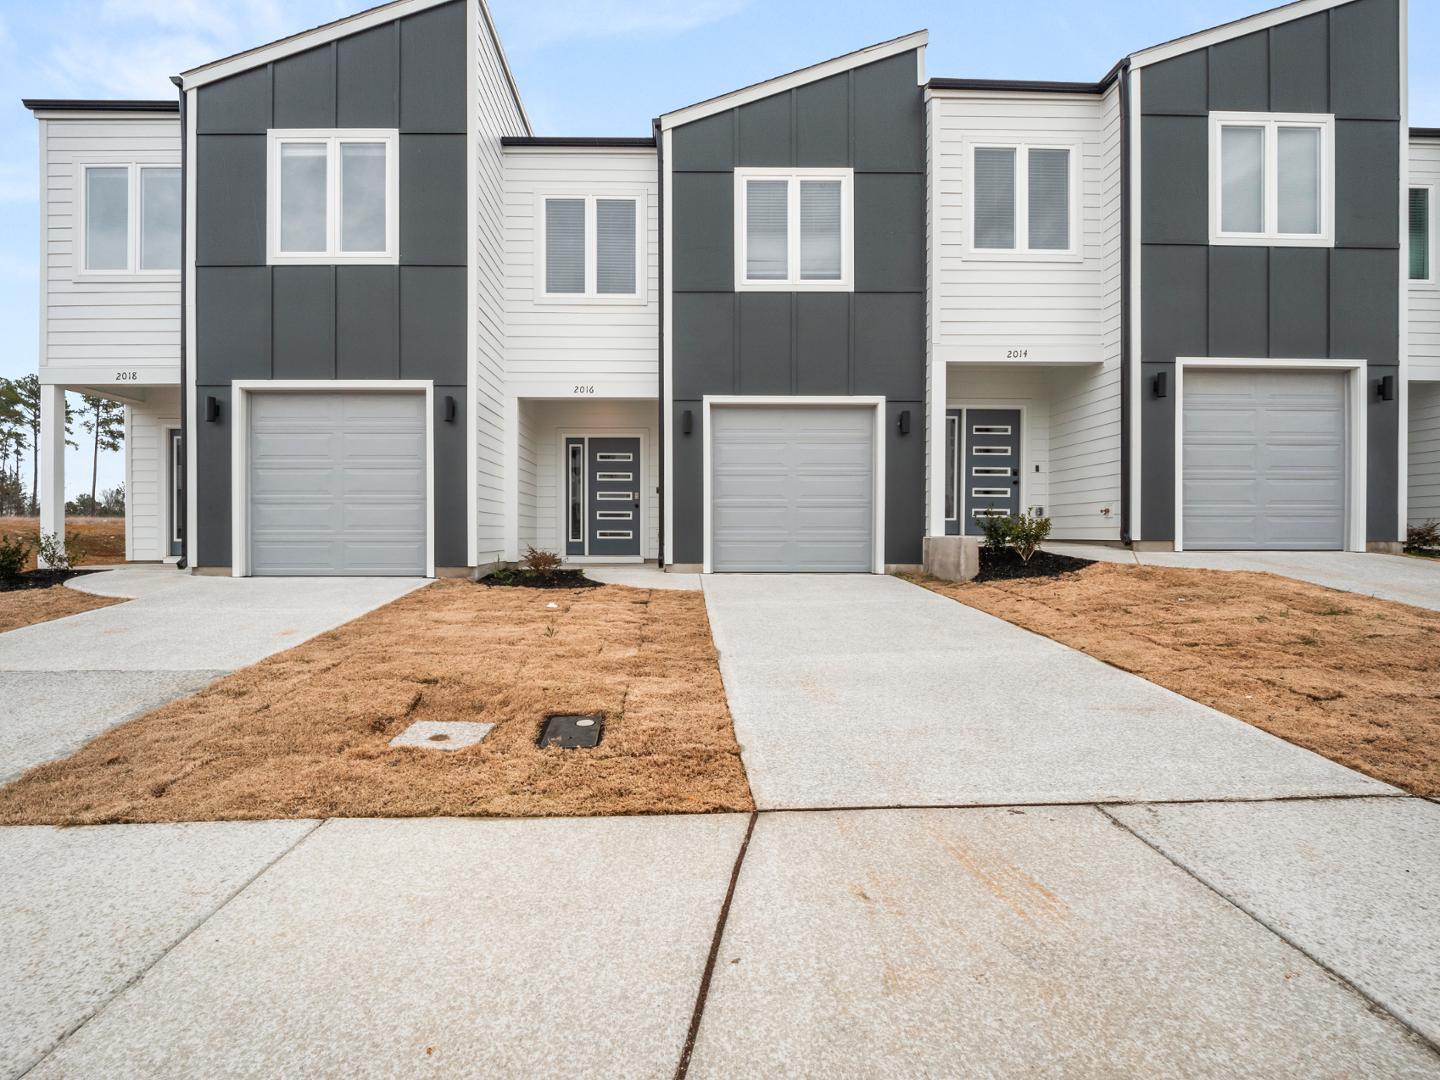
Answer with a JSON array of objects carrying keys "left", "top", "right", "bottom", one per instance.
[
  {"left": 167, "top": 428, "right": 184, "bottom": 557},
  {"left": 1183, "top": 369, "right": 1346, "bottom": 550},
  {"left": 564, "top": 436, "right": 641, "bottom": 558},
  {"left": 249, "top": 392, "right": 427, "bottom": 576},
  {"left": 957, "top": 408, "right": 1022, "bottom": 536}
]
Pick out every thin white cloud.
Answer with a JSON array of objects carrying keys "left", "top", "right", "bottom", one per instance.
[{"left": 491, "top": 0, "right": 751, "bottom": 52}]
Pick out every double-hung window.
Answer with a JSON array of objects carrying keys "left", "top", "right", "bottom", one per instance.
[
  {"left": 267, "top": 130, "right": 398, "bottom": 264},
  {"left": 1411, "top": 185, "right": 1436, "bottom": 285},
  {"left": 539, "top": 194, "right": 645, "bottom": 301},
  {"left": 734, "top": 168, "right": 853, "bottom": 290},
  {"left": 1209, "top": 113, "right": 1334, "bottom": 246},
  {"left": 79, "top": 163, "right": 180, "bottom": 275},
  {"left": 968, "top": 144, "right": 1076, "bottom": 256}
]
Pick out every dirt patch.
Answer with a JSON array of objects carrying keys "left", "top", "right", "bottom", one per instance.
[
  {"left": 0, "top": 579, "right": 753, "bottom": 825},
  {"left": 0, "top": 517, "right": 128, "bottom": 570},
  {"left": 0, "top": 583, "right": 123, "bottom": 634},
  {"left": 975, "top": 548, "right": 1094, "bottom": 583},
  {"left": 917, "top": 563, "right": 1440, "bottom": 797}
]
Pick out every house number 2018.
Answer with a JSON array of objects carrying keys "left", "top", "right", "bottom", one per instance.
[
  {"left": 1006, "top": 349, "right": 1029, "bottom": 360},
  {"left": 573, "top": 385, "right": 594, "bottom": 395}
]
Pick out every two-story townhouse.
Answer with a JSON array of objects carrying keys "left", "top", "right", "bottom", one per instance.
[{"left": 27, "top": 0, "right": 1418, "bottom": 578}]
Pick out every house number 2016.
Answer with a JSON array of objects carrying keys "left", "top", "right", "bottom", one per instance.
[
  {"left": 573, "top": 385, "right": 595, "bottom": 395},
  {"left": 1006, "top": 349, "right": 1029, "bottom": 360}
]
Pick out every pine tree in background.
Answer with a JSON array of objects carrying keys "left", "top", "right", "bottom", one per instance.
[{"left": 80, "top": 395, "right": 125, "bottom": 514}]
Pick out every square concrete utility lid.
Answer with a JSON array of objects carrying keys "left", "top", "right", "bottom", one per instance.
[
  {"left": 389, "top": 720, "right": 493, "bottom": 751},
  {"left": 538, "top": 714, "right": 604, "bottom": 749}
]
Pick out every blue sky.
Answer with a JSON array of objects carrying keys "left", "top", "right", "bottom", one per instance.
[{"left": 2, "top": 0, "right": 1436, "bottom": 496}]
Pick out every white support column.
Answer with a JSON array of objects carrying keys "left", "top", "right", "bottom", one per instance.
[
  {"left": 926, "top": 359, "right": 948, "bottom": 536},
  {"left": 38, "top": 384, "right": 66, "bottom": 565}
]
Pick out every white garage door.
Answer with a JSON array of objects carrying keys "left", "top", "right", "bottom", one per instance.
[
  {"left": 710, "top": 406, "right": 874, "bottom": 572},
  {"left": 249, "top": 392, "right": 427, "bottom": 576},
  {"left": 1182, "top": 369, "right": 1347, "bottom": 550}
]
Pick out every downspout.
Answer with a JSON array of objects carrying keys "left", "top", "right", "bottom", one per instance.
[
  {"left": 171, "top": 74, "right": 188, "bottom": 569},
  {"left": 653, "top": 116, "right": 666, "bottom": 568},
  {"left": 1117, "top": 59, "right": 1133, "bottom": 546}
]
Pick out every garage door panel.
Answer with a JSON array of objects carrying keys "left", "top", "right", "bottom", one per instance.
[
  {"left": 249, "top": 392, "right": 426, "bottom": 576},
  {"left": 710, "top": 406, "right": 874, "bottom": 573},
  {"left": 1183, "top": 370, "right": 1346, "bottom": 551}
]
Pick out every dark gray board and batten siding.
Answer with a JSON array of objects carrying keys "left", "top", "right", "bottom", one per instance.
[
  {"left": 668, "top": 49, "right": 927, "bottom": 566},
  {"left": 1138, "top": 0, "right": 1402, "bottom": 543},
  {"left": 192, "top": 0, "right": 469, "bottom": 568}
]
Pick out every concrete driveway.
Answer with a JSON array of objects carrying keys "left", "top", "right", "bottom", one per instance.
[
  {"left": 0, "top": 566, "right": 426, "bottom": 782},
  {"left": 1046, "top": 541, "right": 1440, "bottom": 612},
  {"left": 702, "top": 574, "right": 1393, "bottom": 809}
]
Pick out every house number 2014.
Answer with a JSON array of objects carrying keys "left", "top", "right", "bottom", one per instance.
[
  {"left": 1006, "top": 349, "right": 1029, "bottom": 360},
  {"left": 573, "top": 385, "right": 595, "bottom": 395}
]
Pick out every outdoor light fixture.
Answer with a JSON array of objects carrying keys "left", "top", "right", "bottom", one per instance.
[
  {"left": 1152, "top": 371, "right": 1168, "bottom": 399},
  {"left": 683, "top": 409, "right": 694, "bottom": 435},
  {"left": 1379, "top": 374, "right": 1395, "bottom": 402},
  {"left": 897, "top": 409, "right": 911, "bottom": 435},
  {"left": 444, "top": 395, "right": 457, "bottom": 422},
  {"left": 205, "top": 395, "right": 220, "bottom": 422}
]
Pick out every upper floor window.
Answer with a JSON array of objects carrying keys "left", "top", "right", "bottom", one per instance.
[
  {"left": 1412, "top": 186, "right": 1435, "bottom": 284},
  {"left": 1209, "top": 113, "right": 1334, "bottom": 246},
  {"left": 80, "top": 164, "right": 180, "bottom": 275},
  {"left": 267, "top": 130, "right": 397, "bottom": 264},
  {"left": 539, "top": 194, "right": 645, "bottom": 301},
  {"left": 970, "top": 144, "right": 1075, "bottom": 256},
  {"left": 734, "top": 168, "right": 853, "bottom": 290}
]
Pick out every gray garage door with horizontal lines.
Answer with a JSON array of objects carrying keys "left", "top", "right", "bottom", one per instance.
[
  {"left": 249, "top": 392, "right": 427, "bottom": 576},
  {"left": 710, "top": 406, "right": 873, "bottom": 572},
  {"left": 1182, "top": 369, "right": 1347, "bottom": 551}
]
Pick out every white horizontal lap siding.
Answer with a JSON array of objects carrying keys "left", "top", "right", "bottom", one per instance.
[
  {"left": 516, "top": 401, "right": 539, "bottom": 552},
  {"left": 41, "top": 117, "right": 181, "bottom": 383},
  {"left": 501, "top": 148, "right": 659, "bottom": 389},
  {"left": 122, "top": 387, "right": 180, "bottom": 560},
  {"left": 1411, "top": 140, "right": 1440, "bottom": 381},
  {"left": 475, "top": 2, "right": 530, "bottom": 565},
  {"left": 1410, "top": 383, "right": 1440, "bottom": 526},
  {"left": 932, "top": 94, "right": 1107, "bottom": 363}
]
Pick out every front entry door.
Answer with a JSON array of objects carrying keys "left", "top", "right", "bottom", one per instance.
[
  {"left": 167, "top": 428, "right": 184, "bottom": 557},
  {"left": 957, "top": 408, "right": 1021, "bottom": 536},
  {"left": 564, "top": 436, "right": 641, "bottom": 558}
]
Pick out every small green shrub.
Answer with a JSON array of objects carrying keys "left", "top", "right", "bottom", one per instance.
[
  {"left": 0, "top": 534, "right": 30, "bottom": 580},
  {"left": 1009, "top": 513, "right": 1053, "bottom": 563},
  {"left": 36, "top": 531, "right": 75, "bottom": 573},
  {"left": 1407, "top": 520, "right": 1440, "bottom": 553},
  {"left": 978, "top": 512, "right": 1014, "bottom": 552}
]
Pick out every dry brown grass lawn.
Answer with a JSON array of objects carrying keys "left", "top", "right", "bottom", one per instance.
[
  {"left": 0, "top": 516, "right": 128, "bottom": 569},
  {"left": 0, "top": 579, "right": 753, "bottom": 825},
  {"left": 919, "top": 563, "right": 1440, "bottom": 797},
  {"left": 0, "top": 585, "right": 123, "bottom": 634}
]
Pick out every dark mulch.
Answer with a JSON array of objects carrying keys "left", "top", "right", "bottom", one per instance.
[
  {"left": 975, "top": 548, "right": 1094, "bottom": 583},
  {"left": 0, "top": 568, "right": 99, "bottom": 593},
  {"left": 483, "top": 568, "right": 604, "bottom": 590}
]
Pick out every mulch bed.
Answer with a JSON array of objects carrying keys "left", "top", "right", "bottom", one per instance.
[
  {"left": 0, "top": 568, "right": 99, "bottom": 593},
  {"left": 975, "top": 548, "right": 1094, "bottom": 583},
  {"left": 484, "top": 568, "right": 604, "bottom": 589}
]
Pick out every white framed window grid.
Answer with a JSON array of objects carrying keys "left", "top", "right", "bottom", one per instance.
[
  {"left": 734, "top": 167, "right": 854, "bottom": 291},
  {"left": 1411, "top": 184, "right": 1437, "bottom": 286},
  {"left": 266, "top": 129, "right": 399, "bottom": 265},
  {"left": 966, "top": 141, "right": 1080, "bottom": 258},
  {"left": 78, "top": 162, "right": 181, "bottom": 277},
  {"left": 1208, "top": 112, "right": 1335, "bottom": 247},
  {"left": 536, "top": 192, "right": 647, "bottom": 302}
]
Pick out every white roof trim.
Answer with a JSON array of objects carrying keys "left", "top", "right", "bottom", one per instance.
[
  {"left": 178, "top": 0, "right": 530, "bottom": 133},
  {"left": 1128, "top": 0, "right": 1360, "bottom": 69},
  {"left": 659, "top": 30, "right": 927, "bottom": 131}
]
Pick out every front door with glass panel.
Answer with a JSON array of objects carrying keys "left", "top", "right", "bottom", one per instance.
[
  {"left": 564, "top": 436, "right": 641, "bottom": 558},
  {"left": 167, "top": 428, "right": 184, "bottom": 557},
  {"left": 945, "top": 409, "right": 1021, "bottom": 536}
]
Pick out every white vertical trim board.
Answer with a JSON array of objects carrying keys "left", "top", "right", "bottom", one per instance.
[
  {"left": 468, "top": 0, "right": 479, "bottom": 567},
  {"left": 662, "top": 127, "right": 675, "bottom": 566},
  {"left": 1397, "top": 0, "right": 1410, "bottom": 539},
  {"left": 1127, "top": 67, "right": 1143, "bottom": 541},
  {"left": 1171, "top": 358, "right": 1368, "bottom": 553},
  {"left": 184, "top": 87, "right": 199, "bottom": 567},
  {"left": 700, "top": 395, "right": 887, "bottom": 574},
  {"left": 228, "top": 380, "right": 436, "bottom": 578}
]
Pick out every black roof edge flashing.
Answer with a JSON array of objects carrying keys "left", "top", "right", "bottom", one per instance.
[
  {"left": 501, "top": 136, "right": 655, "bottom": 148},
  {"left": 22, "top": 98, "right": 179, "bottom": 112},
  {"left": 928, "top": 59, "right": 1127, "bottom": 96},
  {"left": 1413, "top": 128, "right": 1440, "bottom": 140}
]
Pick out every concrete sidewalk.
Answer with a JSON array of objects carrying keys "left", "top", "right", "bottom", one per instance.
[
  {"left": 1045, "top": 542, "right": 1440, "bottom": 612},
  {"left": 702, "top": 574, "right": 1394, "bottom": 809},
  {"left": 0, "top": 566, "right": 426, "bottom": 782}
]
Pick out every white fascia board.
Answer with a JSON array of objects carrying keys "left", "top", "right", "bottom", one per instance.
[
  {"left": 660, "top": 30, "right": 928, "bottom": 131},
  {"left": 1128, "top": 0, "right": 1358, "bottom": 70},
  {"left": 30, "top": 111, "right": 179, "bottom": 122}
]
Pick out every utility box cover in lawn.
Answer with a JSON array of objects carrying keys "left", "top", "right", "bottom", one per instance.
[{"left": 539, "top": 714, "right": 604, "bottom": 749}]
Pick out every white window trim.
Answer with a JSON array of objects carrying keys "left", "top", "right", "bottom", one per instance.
[
  {"left": 76, "top": 162, "right": 181, "bottom": 280},
  {"left": 733, "top": 167, "right": 855, "bottom": 292},
  {"left": 535, "top": 192, "right": 648, "bottom": 304},
  {"left": 964, "top": 142, "right": 1081, "bottom": 260},
  {"left": 1208, "top": 112, "right": 1335, "bottom": 247},
  {"left": 266, "top": 129, "right": 399, "bottom": 265},
  {"left": 1410, "top": 183, "right": 1438, "bottom": 287}
]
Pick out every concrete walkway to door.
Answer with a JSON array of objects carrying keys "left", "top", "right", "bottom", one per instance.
[{"left": 701, "top": 574, "right": 1394, "bottom": 810}]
